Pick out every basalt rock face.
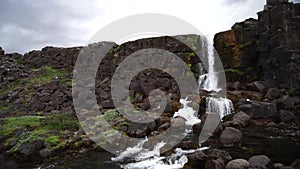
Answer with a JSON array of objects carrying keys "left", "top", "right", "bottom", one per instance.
[{"left": 214, "top": 0, "right": 300, "bottom": 96}]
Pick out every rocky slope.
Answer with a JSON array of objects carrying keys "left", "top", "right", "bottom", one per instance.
[{"left": 214, "top": 0, "right": 300, "bottom": 96}]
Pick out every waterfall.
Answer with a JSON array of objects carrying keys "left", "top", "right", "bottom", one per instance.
[
  {"left": 206, "top": 97, "right": 233, "bottom": 119},
  {"left": 112, "top": 36, "right": 233, "bottom": 168},
  {"left": 199, "top": 36, "right": 233, "bottom": 119}
]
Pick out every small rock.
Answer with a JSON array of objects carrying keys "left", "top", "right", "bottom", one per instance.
[
  {"left": 248, "top": 155, "right": 271, "bottom": 167},
  {"left": 226, "top": 159, "right": 249, "bottom": 169},
  {"left": 273, "top": 163, "right": 284, "bottom": 169},
  {"left": 219, "top": 127, "right": 242, "bottom": 147},
  {"left": 233, "top": 111, "right": 251, "bottom": 127},
  {"left": 39, "top": 148, "right": 54, "bottom": 158}
]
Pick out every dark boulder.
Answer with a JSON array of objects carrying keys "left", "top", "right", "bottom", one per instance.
[
  {"left": 265, "top": 88, "right": 282, "bottom": 100},
  {"left": 247, "top": 81, "right": 268, "bottom": 94},
  {"left": 16, "top": 140, "right": 44, "bottom": 157},
  {"left": 219, "top": 127, "right": 242, "bottom": 147},
  {"left": 238, "top": 100, "right": 278, "bottom": 120},
  {"left": 232, "top": 111, "right": 251, "bottom": 127},
  {"left": 185, "top": 150, "right": 207, "bottom": 169}
]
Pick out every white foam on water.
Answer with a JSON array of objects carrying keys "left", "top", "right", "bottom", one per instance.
[
  {"left": 173, "top": 98, "right": 201, "bottom": 126},
  {"left": 206, "top": 97, "right": 233, "bottom": 119},
  {"left": 113, "top": 138, "right": 209, "bottom": 169}
]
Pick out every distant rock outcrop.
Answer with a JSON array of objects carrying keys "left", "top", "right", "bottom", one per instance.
[{"left": 214, "top": 0, "right": 300, "bottom": 96}]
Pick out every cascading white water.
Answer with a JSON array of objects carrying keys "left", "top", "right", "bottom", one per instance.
[
  {"left": 206, "top": 97, "right": 233, "bottom": 119},
  {"left": 112, "top": 36, "right": 233, "bottom": 168},
  {"left": 198, "top": 36, "right": 220, "bottom": 92},
  {"left": 199, "top": 36, "right": 233, "bottom": 119}
]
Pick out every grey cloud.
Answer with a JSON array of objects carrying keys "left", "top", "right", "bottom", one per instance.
[{"left": 0, "top": 0, "right": 102, "bottom": 54}]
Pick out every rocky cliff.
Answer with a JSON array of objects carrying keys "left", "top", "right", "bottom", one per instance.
[{"left": 214, "top": 0, "right": 300, "bottom": 96}]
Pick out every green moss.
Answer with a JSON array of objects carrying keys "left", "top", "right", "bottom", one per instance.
[
  {"left": 0, "top": 106, "right": 10, "bottom": 111},
  {"left": 73, "top": 141, "right": 83, "bottom": 148},
  {"left": 29, "top": 66, "right": 68, "bottom": 85},
  {"left": 0, "top": 116, "right": 43, "bottom": 136},
  {"left": 53, "top": 140, "right": 68, "bottom": 150},
  {"left": 237, "top": 42, "right": 252, "bottom": 49},
  {"left": 16, "top": 58, "right": 25, "bottom": 65},
  {"left": 225, "top": 68, "right": 244, "bottom": 76},
  {"left": 40, "top": 112, "right": 79, "bottom": 131},
  {"left": 45, "top": 135, "right": 60, "bottom": 146},
  {"left": 103, "top": 110, "right": 120, "bottom": 122}
]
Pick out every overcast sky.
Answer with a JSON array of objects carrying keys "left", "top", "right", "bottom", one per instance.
[{"left": 0, "top": 0, "right": 299, "bottom": 54}]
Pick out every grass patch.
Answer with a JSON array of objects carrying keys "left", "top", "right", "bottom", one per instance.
[
  {"left": 29, "top": 66, "right": 68, "bottom": 85},
  {"left": 225, "top": 68, "right": 244, "bottom": 76},
  {"left": 0, "top": 116, "right": 43, "bottom": 136},
  {"left": 0, "top": 106, "right": 10, "bottom": 111},
  {"left": 45, "top": 135, "right": 60, "bottom": 146},
  {"left": 103, "top": 109, "right": 120, "bottom": 122},
  {"left": 40, "top": 112, "right": 80, "bottom": 131}
]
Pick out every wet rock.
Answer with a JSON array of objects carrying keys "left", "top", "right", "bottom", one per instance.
[
  {"left": 157, "top": 122, "right": 170, "bottom": 133},
  {"left": 248, "top": 155, "right": 271, "bottom": 168},
  {"left": 178, "top": 141, "right": 198, "bottom": 150},
  {"left": 233, "top": 111, "right": 251, "bottom": 127},
  {"left": 192, "top": 123, "right": 203, "bottom": 134},
  {"left": 186, "top": 150, "right": 207, "bottom": 169},
  {"left": 126, "top": 121, "right": 156, "bottom": 138},
  {"left": 278, "top": 110, "right": 297, "bottom": 123},
  {"left": 206, "top": 149, "right": 232, "bottom": 163},
  {"left": 222, "top": 121, "right": 242, "bottom": 130},
  {"left": 238, "top": 100, "right": 278, "bottom": 120},
  {"left": 226, "top": 159, "right": 249, "bottom": 169},
  {"left": 205, "top": 157, "right": 225, "bottom": 169},
  {"left": 219, "top": 127, "right": 242, "bottom": 147}
]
